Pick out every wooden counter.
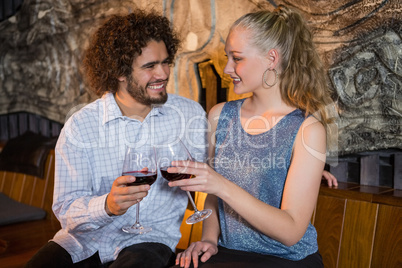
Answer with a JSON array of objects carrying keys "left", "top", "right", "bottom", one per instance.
[{"left": 313, "top": 182, "right": 402, "bottom": 268}]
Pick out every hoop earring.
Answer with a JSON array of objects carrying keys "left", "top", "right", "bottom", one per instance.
[{"left": 263, "top": 68, "right": 278, "bottom": 87}]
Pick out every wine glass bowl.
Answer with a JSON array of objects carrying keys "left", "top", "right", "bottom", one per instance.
[
  {"left": 157, "top": 138, "right": 212, "bottom": 224},
  {"left": 159, "top": 167, "right": 192, "bottom": 181},
  {"left": 123, "top": 171, "right": 157, "bottom": 186},
  {"left": 121, "top": 148, "right": 157, "bottom": 234}
]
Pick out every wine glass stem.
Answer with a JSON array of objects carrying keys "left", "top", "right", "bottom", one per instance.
[
  {"left": 135, "top": 202, "right": 141, "bottom": 225},
  {"left": 186, "top": 191, "right": 199, "bottom": 212}
]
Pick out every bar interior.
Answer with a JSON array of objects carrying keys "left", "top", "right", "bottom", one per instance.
[{"left": 0, "top": 0, "right": 401, "bottom": 267}]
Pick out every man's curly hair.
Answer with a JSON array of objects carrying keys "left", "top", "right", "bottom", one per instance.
[{"left": 82, "top": 9, "right": 180, "bottom": 96}]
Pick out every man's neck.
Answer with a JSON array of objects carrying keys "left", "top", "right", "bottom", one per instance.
[{"left": 114, "top": 91, "right": 152, "bottom": 122}]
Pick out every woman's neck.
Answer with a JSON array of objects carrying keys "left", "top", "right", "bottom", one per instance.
[{"left": 246, "top": 85, "right": 292, "bottom": 114}]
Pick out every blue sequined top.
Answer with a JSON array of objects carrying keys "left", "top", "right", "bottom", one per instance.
[{"left": 214, "top": 99, "right": 318, "bottom": 261}]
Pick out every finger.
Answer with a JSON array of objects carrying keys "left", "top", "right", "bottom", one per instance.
[
  {"left": 123, "top": 198, "right": 141, "bottom": 208},
  {"left": 124, "top": 189, "right": 149, "bottom": 202},
  {"left": 183, "top": 248, "right": 194, "bottom": 268},
  {"left": 191, "top": 242, "right": 210, "bottom": 267},
  {"left": 125, "top": 184, "right": 150, "bottom": 193},
  {"left": 182, "top": 243, "right": 198, "bottom": 268},
  {"left": 115, "top": 175, "right": 136, "bottom": 187},
  {"left": 180, "top": 253, "right": 186, "bottom": 267},
  {"left": 112, "top": 189, "right": 148, "bottom": 211},
  {"left": 169, "top": 183, "right": 198, "bottom": 193},
  {"left": 185, "top": 255, "right": 192, "bottom": 268},
  {"left": 172, "top": 160, "right": 205, "bottom": 170},
  {"left": 168, "top": 177, "right": 191, "bottom": 187},
  {"left": 200, "top": 251, "right": 212, "bottom": 263},
  {"left": 200, "top": 245, "right": 217, "bottom": 263},
  {"left": 106, "top": 193, "right": 139, "bottom": 215},
  {"left": 192, "top": 250, "right": 200, "bottom": 268},
  {"left": 167, "top": 166, "right": 193, "bottom": 177},
  {"left": 178, "top": 249, "right": 188, "bottom": 267},
  {"left": 175, "top": 252, "right": 182, "bottom": 265},
  {"left": 324, "top": 172, "right": 338, "bottom": 187},
  {"left": 332, "top": 175, "right": 338, "bottom": 187}
]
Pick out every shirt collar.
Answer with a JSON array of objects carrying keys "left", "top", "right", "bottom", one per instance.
[{"left": 102, "top": 92, "right": 166, "bottom": 125}]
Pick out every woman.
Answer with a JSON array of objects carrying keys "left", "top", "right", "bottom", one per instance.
[{"left": 169, "top": 5, "right": 336, "bottom": 268}]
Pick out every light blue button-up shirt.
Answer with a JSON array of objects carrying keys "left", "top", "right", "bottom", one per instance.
[{"left": 52, "top": 93, "right": 207, "bottom": 263}]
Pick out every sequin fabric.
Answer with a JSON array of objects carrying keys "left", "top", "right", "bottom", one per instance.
[{"left": 214, "top": 99, "right": 318, "bottom": 261}]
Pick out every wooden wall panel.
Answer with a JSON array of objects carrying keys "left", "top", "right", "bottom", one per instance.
[
  {"left": 314, "top": 195, "right": 346, "bottom": 268},
  {"left": 176, "top": 191, "right": 208, "bottom": 251},
  {"left": 42, "top": 152, "right": 55, "bottom": 219},
  {"left": 31, "top": 176, "right": 46, "bottom": 209},
  {"left": 0, "top": 172, "right": 15, "bottom": 194},
  {"left": 371, "top": 205, "right": 402, "bottom": 267},
  {"left": 0, "top": 151, "right": 55, "bottom": 219},
  {"left": 176, "top": 207, "right": 193, "bottom": 251},
  {"left": 8, "top": 173, "right": 23, "bottom": 202},
  {"left": 189, "top": 192, "right": 207, "bottom": 244},
  {"left": 19, "top": 175, "right": 34, "bottom": 205},
  {"left": 338, "top": 200, "right": 378, "bottom": 268}
]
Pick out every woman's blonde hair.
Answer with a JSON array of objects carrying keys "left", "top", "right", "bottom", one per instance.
[{"left": 231, "top": 5, "right": 337, "bottom": 148}]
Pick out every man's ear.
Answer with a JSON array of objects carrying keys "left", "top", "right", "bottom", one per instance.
[{"left": 117, "top": 76, "right": 126, "bottom": 82}]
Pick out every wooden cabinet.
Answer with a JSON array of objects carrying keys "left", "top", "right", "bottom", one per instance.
[
  {"left": 313, "top": 182, "right": 402, "bottom": 268},
  {"left": 178, "top": 183, "right": 402, "bottom": 267}
]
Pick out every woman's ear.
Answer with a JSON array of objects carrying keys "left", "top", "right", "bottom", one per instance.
[{"left": 266, "top": 49, "right": 280, "bottom": 69}]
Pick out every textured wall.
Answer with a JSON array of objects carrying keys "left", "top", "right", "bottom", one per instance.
[{"left": 0, "top": 0, "right": 401, "bottom": 156}]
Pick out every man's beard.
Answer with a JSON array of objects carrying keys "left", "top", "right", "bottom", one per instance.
[{"left": 126, "top": 75, "right": 168, "bottom": 106}]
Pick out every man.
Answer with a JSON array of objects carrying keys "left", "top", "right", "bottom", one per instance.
[{"left": 26, "top": 9, "right": 207, "bottom": 267}]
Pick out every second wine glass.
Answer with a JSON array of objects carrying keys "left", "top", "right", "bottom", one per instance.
[
  {"left": 158, "top": 138, "right": 212, "bottom": 224},
  {"left": 121, "top": 148, "right": 157, "bottom": 234}
]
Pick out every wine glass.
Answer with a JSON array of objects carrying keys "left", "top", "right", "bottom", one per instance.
[
  {"left": 121, "top": 147, "right": 157, "bottom": 234},
  {"left": 158, "top": 138, "right": 212, "bottom": 224}
]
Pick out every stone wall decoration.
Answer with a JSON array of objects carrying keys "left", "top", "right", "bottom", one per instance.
[
  {"left": 329, "top": 30, "right": 401, "bottom": 155},
  {"left": 0, "top": 0, "right": 401, "bottom": 156},
  {"left": 0, "top": 0, "right": 162, "bottom": 123}
]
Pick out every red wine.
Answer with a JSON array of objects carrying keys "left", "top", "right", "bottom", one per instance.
[
  {"left": 160, "top": 166, "right": 192, "bottom": 181},
  {"left": 123, "top": 171, "right": 157, "bottom": 186}
]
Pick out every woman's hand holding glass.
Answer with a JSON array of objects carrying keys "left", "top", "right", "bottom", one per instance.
[
  {"left": 158, "top": 139, "right": 212, "bottom": 224},
  {"left": 166, "top": 160, "right": 224, "bottom": 197}
]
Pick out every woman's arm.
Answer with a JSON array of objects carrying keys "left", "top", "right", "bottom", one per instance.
[
  {"left": 214, "top": 116, "right": 326, "bottom": 246},
  {"left": 200, "top": 102, "right": 225, "bottom": 244},
  {"left": 172, "top": 115, "right": 326, "bottom": 247},
  {"left": 175, "top": 103, "right": 225, "bottom": 268}
]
